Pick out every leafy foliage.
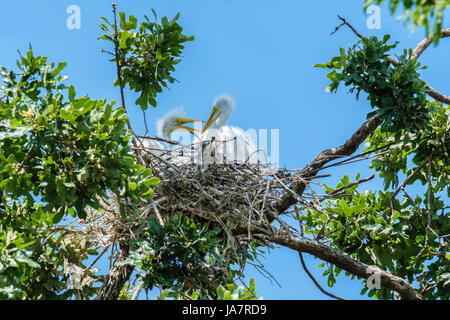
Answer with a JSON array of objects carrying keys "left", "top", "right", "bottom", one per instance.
[
  {"left": 302, "top": 101, "right": 449, "bottom": 299},
  {"left": 0, "top": 47, "right": 157, "bottom": 299},
  {"left": 315, "top": 35, "right": 430, "bottom": 136},
  {"left": 1, "top": 3, "right": 447, "bottom": 301},
  {"left": 0, "top": 227, "right": 40, "bottom": 299},
  {"left": 121, "top": 214, "right": 258, "bottom": 300},
  {"left": 99, "top": 10, "right": 194, "bottom": 110},
  {"left": 364, "top": 0, "right": 449, "bottom": 42},
  {"left": 0, "top": 47, "right": 155, "bottom": 222},
  {"left": 366, "top": 102, "right": 449, "bottom": 192},
  {"left": 216, "top": 278, "right": 261, "bottom": 300}
]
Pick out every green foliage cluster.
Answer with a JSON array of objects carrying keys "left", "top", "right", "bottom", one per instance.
[
  {"left": 121, "top": 214, "right": 260, "bottom": 300},
  {"left": 315, "top": 35, "right": 430, "bottom": 135},
  {"left": 216, "top": 278, "right": 261, "bottom": 300},
  {"left": 302, "top": 101, "right": 449, "bottom": 299},
  {"left": 364, "top": 0, "right": 450, "bottom": 42},
  {"left": 367, "top": 102, "right": 449, "bottom": 192},
  {"left": 0, "top": 225, "right": 40, "bottom": 299},
  {"left": 0, "top": 47, "right": 157, "bottom": 299},
  {"left": 313, "top": 21, "right": 448, "bottom": 298},
  {"left": 99, "top": 10, "right": 194, "bottom": 111},
  {"left": 0, "top": 48, "right": 155, "bottom": 222}
]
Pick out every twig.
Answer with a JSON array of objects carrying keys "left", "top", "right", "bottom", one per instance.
[
  {"left": 322, "top": 218, "right": 358, "bottom": 238},
  {"left": 316, "top": 217, "right": 332, "bottom": 241},
  {"left": 415, "top": 159, "right": 434, "bottom": 259},
  {"left": 298, "top": 252, "right": 349, "bottom": 300},
  {"left": 142, "top": 110, "right": 149, "bottom": 137},
  {"left": 324, "top": 174, "right": 375, "bottom": 199},
  {"left": 15, "top": 144, "right": 34, "bottom": 173},
  {"left": 86, "top": 244, "right": 111, "bottom": 271},
  {"left": 389, "top": 156, "right": 431, "bottom": 216},
  {"left": 331, "top": 15, "right": 364, "bottom": 39}
]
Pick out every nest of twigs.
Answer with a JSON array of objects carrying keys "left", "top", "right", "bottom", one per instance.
[{"left": 82, "top": 137, "right": 307, "bottom": 252}]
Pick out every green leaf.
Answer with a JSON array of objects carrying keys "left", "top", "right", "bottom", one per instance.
[
  {"left": 129, "top": 182, "right": 137, "bottom": 191},
  {"left": 51, "top": 62, "right": 67, "bottom": 77},
  {"left": 68, "top": 85, "right": 76, "bottom": 102},
  {"left": 52, "top": 210, "right": 65, "bottom": 224}
]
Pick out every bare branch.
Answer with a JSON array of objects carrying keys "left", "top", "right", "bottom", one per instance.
[
  {"left": 331, "top": 15, "right": 364, "bottom": 39},
  {"left": 410, "top": 28, "right": 450, "bottom": 60},
  {"left": 425, "top": 84, "right": 450, "bottom": 105},
  {"left": 298, "top": 252, "right": 349, "bottom": 300},
  {"left": 389, "top": 156, "right": 432, "bottom": 216},
  {"left": 324, "top": 174, "right": 375, "bottom": 199},
  {"left": 274, "top": 115, "right": 382, "bottom": 215},
  {"left": 259, "top": 232, "right": 424, "bottom": 300}
]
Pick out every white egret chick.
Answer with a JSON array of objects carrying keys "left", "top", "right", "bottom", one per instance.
[
  {"left": 143, "top": 109, "right": 202, "bottom": 165},
  {"left": 201, "top": 95, "right": 258, "bottom": 164}
]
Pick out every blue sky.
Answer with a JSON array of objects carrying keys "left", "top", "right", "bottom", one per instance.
[{"left": 1, "top": 0, "right": 448, "bottom": 299}]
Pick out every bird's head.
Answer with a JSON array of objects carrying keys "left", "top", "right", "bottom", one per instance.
[
  {"left": 157, "top": 109, "right": 202, "bottom": 140},
  {"left": 202, "top": 94, "right": 235, "bottom": 133}
]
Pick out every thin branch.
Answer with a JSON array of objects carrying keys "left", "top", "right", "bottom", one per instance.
[
  {"left": 298, "top": 252, "right": 349, "bottom": 300},
  {"left": 86, "top": 244, "right": 111, "bottom": 271},
  {"left": 142, "top": 110, "right": 149, "bottom": 137},
  {"left": 14, "top": 143, "right": 35, "bottom": 173},
  {"left": 111, "top": 4, "right": 128, "bottom": 126},
  {"left": 325, "top": 174, "right": 375, "bottom": 198},
  {"left": 389, "top": 156, "right": 432, "bottom": 216},
  {"left": 260, "top": 232, "right": 423, "bottom": 300},
  {"left": 331, "top": 15, "right": 364, "bottom": 39},
  {"left": 322, "top": 218, "right": 358, "bottom": 238},
  {"left": 274, "top": 115, "right": 382, "bottom": 215},
  {"left": 415, "top": 158, "right": 434, "bottom": 259},
  {"left": 131, "top": 282, "right": 144, "bottom": 300}
]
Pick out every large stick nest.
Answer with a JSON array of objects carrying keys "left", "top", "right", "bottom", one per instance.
[
  {"left": 140, "top": 138, "right": 302, "bottom": 234},
  {"left": 82, "top": 137, "right": 309, "bottom": 251}
]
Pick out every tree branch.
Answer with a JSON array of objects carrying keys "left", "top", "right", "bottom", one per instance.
[
  {"left": 259, "top": 232, "right": 424, "bottom": 300},
  {"left": 274, "top": 115, "right": 382, "bottom": 215},
  {"left": 331, "top": 15, "right": 364, "bottom": 39},
  {"left": 411, "top": 28, "right": 450, "bottom": 60},
  {"left": 389, "top": 156, "right": 432, "bottom": 216},
  {"left": 298, "top": 252, "right": 348, "bottom": 300},
  {"left": 332, "top": 17, "right": 450, "bottom": 105}
]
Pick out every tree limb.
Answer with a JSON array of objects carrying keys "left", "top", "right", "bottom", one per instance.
[
  {"left": 411, "top": 28, "right": 450, "bottom": 60},
  {"left": 259, "top": 232, "right": 424, "bottom": 300},
  {"left": 298, "top": 252, "right": 348, "bottom": 300},
  {"left": 274, "top": 115, "right": 382, "bottom": 215}
]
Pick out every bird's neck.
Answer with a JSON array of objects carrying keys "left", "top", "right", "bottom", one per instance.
[{"left": 213, "top": 108, "right": 232, "bottom": 128}]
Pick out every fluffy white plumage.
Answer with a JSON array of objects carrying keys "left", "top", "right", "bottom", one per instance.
[
  {"left": 200, "top": 95, "right": 258, "bottom": 164},
  {"left": 142, "top": 109, "right": 201, "bottom": 165}
]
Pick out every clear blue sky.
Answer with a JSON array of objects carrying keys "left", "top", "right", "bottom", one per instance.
[{"left": 1, "top": 0, "right": 448, "bottom": 299}]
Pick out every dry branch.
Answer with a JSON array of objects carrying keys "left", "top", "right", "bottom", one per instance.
[
  {"left": 274, "top": 115, "right": 382, "bottom": 215},
  {"left": 261, "top": 232, "right": 424, "bottom": 300}
]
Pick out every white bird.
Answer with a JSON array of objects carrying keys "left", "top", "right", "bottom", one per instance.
[
  {"left": 142, "top": 109, "right": 202, "bottom": 165},
  {"left": 200, "top": 95, "right": 259, "bottom": 164}
]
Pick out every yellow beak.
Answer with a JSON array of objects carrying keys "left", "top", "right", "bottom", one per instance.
[
  {"left": 176, "top": 118, "right": 203, "bottom": 133},
  {"left": 202, "top": 106, "right": 221, "bottom": 133}
]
